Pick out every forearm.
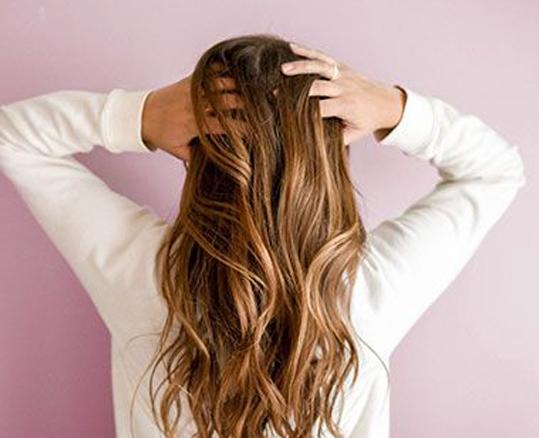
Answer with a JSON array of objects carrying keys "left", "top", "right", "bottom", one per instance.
[{"left": 0, "top": 89, "right": 154, "bottom": 157}]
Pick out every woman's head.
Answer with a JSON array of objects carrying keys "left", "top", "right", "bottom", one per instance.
[
  {"left": 185, "top": 33, "right": 350, "bottom": 166},
  {"left": 129, "top": 33, "right": 386, "bottom": 438}
]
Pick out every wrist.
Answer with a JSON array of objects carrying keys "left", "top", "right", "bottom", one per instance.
[
  {"left": 384, "top": 86, "right": 406, "bottom": 130},
  {"left": 141, "top": 91, "right": 158, "bottom": 151},
  {"left": 373, "top": 86, "right": 407, "bottom": 142}
]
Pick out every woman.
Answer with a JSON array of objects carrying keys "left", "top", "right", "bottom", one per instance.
[{"left": 0, "top": 34, "right": 526, "bottom": 438}]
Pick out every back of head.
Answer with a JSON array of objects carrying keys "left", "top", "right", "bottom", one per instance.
[{"left": 136, "top": 33, "right": 371, "bottom": 438}]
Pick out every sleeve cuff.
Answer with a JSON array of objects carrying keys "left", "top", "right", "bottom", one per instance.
[
  {"left": 378, "top": 85, "right": 436, "bottom": 156},
  {"left": 102, "top": 88, "right": 156, "bottom": 154}
]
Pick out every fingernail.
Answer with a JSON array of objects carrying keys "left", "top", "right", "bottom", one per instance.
[{"left": 281, "top": 63, "right": 293, "bottom": 72}]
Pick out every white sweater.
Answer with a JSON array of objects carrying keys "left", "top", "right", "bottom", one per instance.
[{"left": 0, "top": 86, "right": 526, "bottom": 438}]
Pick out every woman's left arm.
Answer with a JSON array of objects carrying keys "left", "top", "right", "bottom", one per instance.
[{"left": 0, "top": 89, "right": 167, "bottom": 342}]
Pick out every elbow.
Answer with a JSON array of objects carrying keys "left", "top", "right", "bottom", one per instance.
[{"left": 511, "top": 145, "right": 527, "bottom": 189}]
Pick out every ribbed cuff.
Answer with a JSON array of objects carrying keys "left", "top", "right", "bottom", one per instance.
[
  {"left": 379, "top": 86, "right": 436, "bottom": 156},
  {"left": 102, "top": 88, "right": 155, "bottom": 154}
]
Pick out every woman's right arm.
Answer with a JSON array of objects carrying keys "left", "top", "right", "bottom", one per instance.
[{"left": 357, "top": 86, "right": 526, "bottom": 358}]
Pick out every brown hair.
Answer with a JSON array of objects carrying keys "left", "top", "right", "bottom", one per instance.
[{"left": 129, "top": 33, "right": 388, "bottom": 438}]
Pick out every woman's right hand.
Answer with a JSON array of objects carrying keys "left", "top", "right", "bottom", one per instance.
[
  {"left": 280, "top": 42, "right": 407, "bottom": 145},
  {"left": 142, "top": 74, "right": 246, "bottom": 162}
]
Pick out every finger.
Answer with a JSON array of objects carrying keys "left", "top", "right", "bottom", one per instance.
[
  {"left": 204, "top": 93, "right": 246, "bottom": 113},
  {"left": 343, "top": 127, "right": 366, "bottom": 145},
  {"left": 207, "top": 108, "right": 247, "bottom": 124},
  {"left": 212, "top": 77, "right": 238, "bottom": 92},
  {"left": 281, "top": 59, "right": 336, "bottom": 80},
  {"left": 343, "top": 130, "right": 351, "bottom": 146},
  {"left": 219, "top": 92, "right": 245, "bottom": 108},
  {"left": 203, "top": 113, "right": 249, "bottom": 136},
  {"left": 203, "top": 81, "right": 247, "bottom": 116},
  {"left": 200, "top": 78, "right": 240, "bottom": 101},
  {"left": 319, "top": 98, "right": 344, "bottom": 119},
  {"left": 203, "top": 78, "right": 246, "bottom": 112},
  {"left": 343, "top": 130, "right": 355, "bottom": 146},
  {"left": 210, "top": 61, "right": 234, "bottom": 78},
  {"left": 289, "top": 42, "right": 337, "bottom": 65},
  {"left": 171, "top": 144, "right": 192, "bottom": 162},
  {"left": 308, "top": 79, "right": 341, "bottom": 97}
]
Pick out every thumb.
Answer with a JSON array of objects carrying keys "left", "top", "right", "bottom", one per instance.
[
  {"left": 343, "top": 126, "right": 367, "bottom": 146},
  {"left": 161, "top": 143, "right": 192, "bottom": 162}
]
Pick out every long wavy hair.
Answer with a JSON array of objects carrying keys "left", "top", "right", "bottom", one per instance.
[{"left": 128, "top": 33, "right": 388, "bottom": 438}]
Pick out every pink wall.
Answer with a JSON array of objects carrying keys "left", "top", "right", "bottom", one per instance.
[{"left": 0, "top": 1, "right": 537, "bottom": 437}]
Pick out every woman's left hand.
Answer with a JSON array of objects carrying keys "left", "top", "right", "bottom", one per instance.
[{"left": 141, "top": 73, "right": 245, "bottom": 162}]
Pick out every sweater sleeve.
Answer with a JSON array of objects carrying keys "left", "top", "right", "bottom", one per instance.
[
  {"left": 0, "top": 89, "right": 168, "bottom": 342},
  {"left": 357, "top": 86, "right": 526, "bottom": 359}
]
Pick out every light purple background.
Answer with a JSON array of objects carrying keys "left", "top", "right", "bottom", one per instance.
[{"left": 0, "top": 1, "right": 537, "bottom": 437}]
